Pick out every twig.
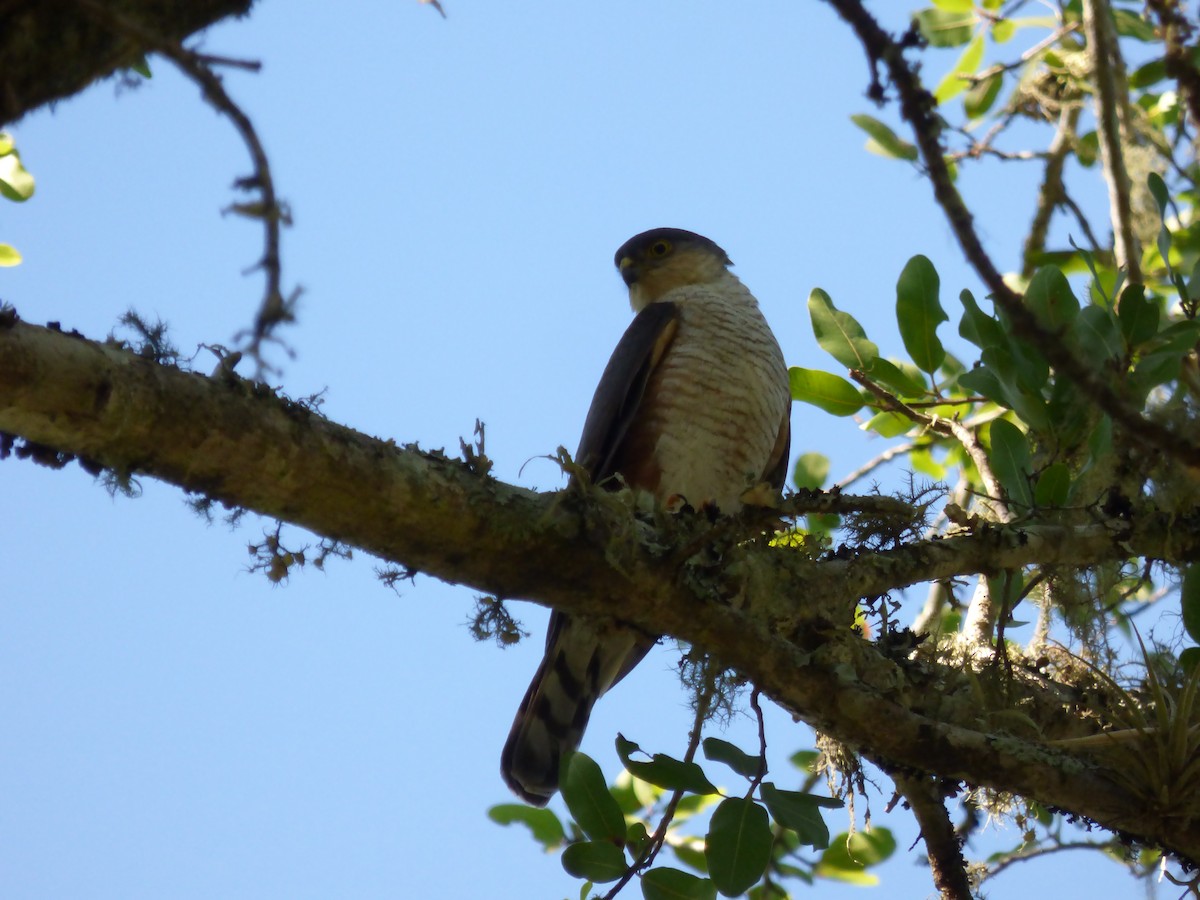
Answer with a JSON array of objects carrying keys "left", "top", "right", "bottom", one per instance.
[
  {"left": 1022, "top": 104, "right": 1083, "bottom": 278},
  {"left": 1145, "top": 0, "right": 1200, "bottom": 147},
  {"left": 1082, "top": 0, "right": 1142, "bottom": 283},
  {"left": 600, "top": 671, "right": 717, "bottom": 899},
  {"left": 838, "top": 439, "right": 920, "bottom": 489},
  {"left": 851, "top": 370, "right": 1011, "bottom": 522},
  {"left": 75, "top": 0, "right": 292, "bottom": 371},
  {"left": 970, "top": 22, "right": 1081, "bottom": 85}
]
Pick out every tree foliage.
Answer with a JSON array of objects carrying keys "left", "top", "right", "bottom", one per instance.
[{"left": 4, "top": 1, "right": 1200, "bottom": 898}]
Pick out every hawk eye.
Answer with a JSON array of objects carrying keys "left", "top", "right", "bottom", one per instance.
[{"left": 650, "top": 240, "right": 671, "bottom": 257}]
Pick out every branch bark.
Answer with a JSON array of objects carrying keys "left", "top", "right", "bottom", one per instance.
[
  {"left": 0, "top": 0, "right": 254, "bottom": 127},
  {"left": 5, "top": 313, "right": 1200, "bottom": 862}
]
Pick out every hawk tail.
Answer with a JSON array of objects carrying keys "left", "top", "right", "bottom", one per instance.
[{"left": 500, "top": 615, "right": 647, "bottom": 806}]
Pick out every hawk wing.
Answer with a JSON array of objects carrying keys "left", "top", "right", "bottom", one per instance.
[{"left": 573, "top": 301, "right": 680, "bottom": 484}]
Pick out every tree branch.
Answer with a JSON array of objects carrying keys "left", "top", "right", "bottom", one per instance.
[
  {"left": 895, "top": 774, "right": 974, "bottom": 900},
  {"left": 5, "top": 314, "right": 1200, "bottom": 860},
  {"left": 0, "top": 0, "right": 254, "bottom": 127}
]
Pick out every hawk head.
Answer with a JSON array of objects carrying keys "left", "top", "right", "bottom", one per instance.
[{"left": 614, "top": 228, "right": 734, "bottom": 311}]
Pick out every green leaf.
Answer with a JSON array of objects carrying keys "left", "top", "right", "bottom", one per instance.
[
  {"left": 0, "top": 151, "right": 35, "bottom": 202},
  {"left": 1070, "top": 305, "right": 1123, "bottom": 362},
  {"left": 958, "top": 289, "right": 1005, "bottom": 350},
  {"left": 641, "top": 867, "right": 718, "bottom": 900},
  {"left": 964, "top": 72, "right": 1003, "bottom": 119},
  {"left": 616, "top": 736, "right": 719, "bottom": 796},
  {"left": 1034, "top": 462, "right": 1071, "bottom": 507},
  {"left": 561, "top": 751, "right": 627, "bottom": 843},
  {"left": 808, "top": 289, "right": 879, "bottom": 369},
  {"left": 761, "top": 783, "right": 839, "bottom": 849},
  {"left": 702, "top": 738, "right": 764, "bottom": 779},
  {"left": 788, "top": 368, "right": 864, "bottom": 417},
  {"left": 792, "top": 452, "right": 829, "bottom": 491},
  {"left": 896, "top": 255, "right": 947, "bottom": 372},
  {"left": 862, "top": 411, "right": 915, "bottom": 438},
  {"left": 1182, "top": 565, "right": 1200, "bottom": 645},
  {"left": 913, "top": 8, "right": 975, "bottom": 47},
  {"left": 1117, "top": 283, "right": 1158, "bottom": 349},
  {"left": 849, "top": 114, "right": 918, "bottom": 161},
  {"left": 1181, "top": 647, "right": 1200, "bottom": 676},
  {"left": 1130, "top": 57, "right": 1168, "bottom": 89},
  {"left": 705, "top": 798, "right": 773, "bottom": 897},
  {"left": 815, "top": 830, "right": 897, "bottom": 883},
  {"left": 789, "top": 750, "right": 820, "bottom": 773},
  {"left": 129, "top": 55, "right": 153, "bottom": 78},
  {"left": 991, "top": 17, "right": 1016, "bottom": 42},
  {"left": 562, "top": 840, "right": 628, "bottom": 883},
  {"left": 488, "top": 804, "right": 566, "bottom": 849},
  {"left": 989, "top": 419, "right": 1033, "bottom": 509},
  {"left": 867, "top": 357, "right": 928, "bottom": 398},
  {"left": 931, "top": 0, "right": 974, "bottom": 11},
  {"left": 1112, "top": 7, "right": 1156, "bottom": 41},
  {"left": 1024, "top": 265, "right": 1079, "bottom": 330},
  {"left": 0, "top": 243, "right": 21, "bottom": 266},
  {"left": 1076, "top": 130, "right": 1099, "bottom": 167},
  {"left": 934, "top": 34, "right": 985, "bottom": 104}
]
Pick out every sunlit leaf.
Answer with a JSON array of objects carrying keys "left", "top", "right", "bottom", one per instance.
[
  {"left": 705, "top": 798, "right": 773, "bottom": 896},
  {"left": 789, "top": 368, "right": 864, "bottom": 417},
  {"left": 561, "top": 751, "right": 627, "bottom": 843},
  {"left": 488, "top": 804, "right": 566, "bottom": 849},
  {"left": 913, "top": 8, "right": 974, "bottom": 47},
  {"left": 562, "top": 840, "right": 628, "bottom": 883},
  {"left": 863, "top": 411, "right": 915, "bottom": 438},
  {"left": 896, "top": 254, "right": 947, "bottom": 372},
  {"left": 867, "top": 357, "right": 928, "bottom": 398},
  {"left": 849, "top": 114, "right": 918, "bottom": 161},
  {"left": 815, "top": 829, "right": 897, "bottom": 883},
  {"left": 641, "top": 867, "right": 718, "bottom": 900},
  {"left": 934, "top": 35, "right": 985, "bottom": 104},
  {"left": 991, "top": 17, "right": 1016, "bottom": 42},
  {"left": 0, "top": 243, "right": 21, "bottom": 266},
  {"left": 964, "top": 72, "right": 1003, "bottom": 119},
  {"left": 808, "top": 289, "right": 879, "bottom": 369},
  {"left": 0, "top": 152, "right": 35, "bottom": 202}
]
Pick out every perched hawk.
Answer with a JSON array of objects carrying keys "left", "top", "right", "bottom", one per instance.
[{"left": 501, "top": 228, "right": 791, "bottom": 806}]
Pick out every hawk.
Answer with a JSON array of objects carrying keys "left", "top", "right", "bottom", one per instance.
[{"left": 501, "top": 227, "right": 792, "bottom": 806}]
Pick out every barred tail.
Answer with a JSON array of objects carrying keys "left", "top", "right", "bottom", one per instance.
[{"left": 501, "top": 613, "right": 649, "bottom": 806}]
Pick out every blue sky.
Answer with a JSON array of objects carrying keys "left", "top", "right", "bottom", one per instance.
[{"left": 1, "top": 2, "right": 1148, "bottom": 897}]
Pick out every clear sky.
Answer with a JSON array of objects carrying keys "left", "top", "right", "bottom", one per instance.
[{"left": 1, "top": 2, "right": 1148, "bottom": 898}]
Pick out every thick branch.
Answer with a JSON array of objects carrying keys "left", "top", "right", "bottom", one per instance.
[
  {"left": 0, "top": 0, "right": 254, "bottom": 127},
  {"left": 895, "top": 775, "right": 973, "bottom": 900},
  {"left": 5, "top": 315, "right": 1200, "bottom": 861}
]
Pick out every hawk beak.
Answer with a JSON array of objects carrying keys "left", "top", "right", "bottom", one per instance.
[{"left": 618, "top": 255, "right": 639, "bottom": 287}]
